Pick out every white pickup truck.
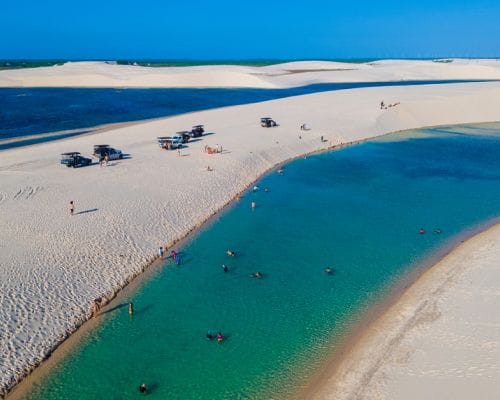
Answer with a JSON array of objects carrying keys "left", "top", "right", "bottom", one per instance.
[{"left": 157, "top": 134, "right": 183, "bottom": 150}]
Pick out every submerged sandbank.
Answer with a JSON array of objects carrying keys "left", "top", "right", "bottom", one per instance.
[{"left": 2, "top": 81, "right": 500, "bottom": 397}]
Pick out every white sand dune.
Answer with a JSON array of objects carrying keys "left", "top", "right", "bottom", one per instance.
[
  {"left": 1, "top": 59, "right": 500, "bottom": 88},
  {"left": 310, "top": 223, "right": 500, "bottom": 400},
  {"left": 2, "top": 63, "right": 500, "bottom": 398}
]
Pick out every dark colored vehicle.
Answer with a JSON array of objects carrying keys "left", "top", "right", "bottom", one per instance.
[
  {"left": 177, "top": 131, "right": 191, "bottom": 144},
  {"left": 260, "top": 117, "right": 277, "bottom": 128},
  {"left": 189, "top": 125, "right": 205, "bottom": 138},
  {"left": 60, "top": 152, "right": 92, "bottom": 168},
  {"left": 93, "top": 144, "right": 123, "bottom": 160}
]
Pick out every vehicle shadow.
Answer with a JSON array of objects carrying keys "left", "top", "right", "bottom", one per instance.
[{"left": 76, "top": 208, "right": 98, "bottom": 215}]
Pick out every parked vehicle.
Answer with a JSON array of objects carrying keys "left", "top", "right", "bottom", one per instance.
[
  {"left": 261, "top": 117, "right": 277, "bottom": 128},
  {"left": 93, "top": 144, "right": 123, "bottom": 160},
  {"left": 157, "top": 134, "right": 183, "bottom": 150},
  {"left": 60, "top": 152, "right": 92, "bottom": 168},
  {"left": 189, "top": 125, "right": 205, "bottom": 137},
  {"left": 177, "top": 131, "right": 191, "bottom": 144}
]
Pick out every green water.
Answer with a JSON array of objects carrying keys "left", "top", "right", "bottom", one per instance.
[{"left": 22, "top": 123, "right": 500, "bottom": 399}]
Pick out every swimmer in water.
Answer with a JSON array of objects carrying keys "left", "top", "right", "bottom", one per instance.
[
  {"left": 216, "top": 332, "right": 224, "bottom": 341},
  {"left": 252, "top": 271, "right": 263, "bottom": 279},
  {"left": 264, "top": 187, "right": 269, "bottom": 192},
  {"left": 325, "top": 267, "right": 332, "bottom": 274},
  {"left": 226, "top": 250, "right": 236, "bottom": 257},
  {"left": 434, "top": 228, "right": 442, "bottom": 234},
  {"left": 419, "top": 228, "right": 425, "bottom": 235},
  {"left": 206, "top": 331, "right": 214, "bottom": 340},
  {"left": 139, "top": 383, "right": 147, "bottom": 393},
  {"left": 222, "top": 264, "right": 228, "bottom": 272},
  {"left": 253, "top": 185, "right": 259, "bottom": 192}
]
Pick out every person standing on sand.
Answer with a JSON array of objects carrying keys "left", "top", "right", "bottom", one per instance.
[
  {"left": 159, "top": 246, "right": 164, "bottom": 259},
  {"left": 104, "top": 154, "right": 109, "bottom": 166},
  {"left": 69, "top": 201, "right": 75, "bottom": 216}
]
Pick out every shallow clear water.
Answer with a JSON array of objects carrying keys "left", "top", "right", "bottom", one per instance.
[
  {"left": 0, "top": 80, "right": 483, "bottom": 150},
  {"left": 21, "top": 122, "right": 500, "bottom": 399}
]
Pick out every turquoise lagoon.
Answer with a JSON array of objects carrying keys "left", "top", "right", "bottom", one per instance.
[{"left": 22, "top": 123, "right": 500, "bottom": 399}]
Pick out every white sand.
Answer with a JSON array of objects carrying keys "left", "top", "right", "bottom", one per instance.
[
  {"left": 2, "top": 62, "right": 500, "bottom": 397},
  {"left": 1, "top": 59, "right": 500, "bottom": 88},
  {"left": 310, "top": 224, "right": 500, "bottom": 400}
]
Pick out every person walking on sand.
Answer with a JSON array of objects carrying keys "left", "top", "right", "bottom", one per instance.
[{"left": 69, "top": 200, "right": 75, "bottom": 216}]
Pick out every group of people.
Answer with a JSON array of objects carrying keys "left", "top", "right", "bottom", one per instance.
[
  {"left": 380, "top": 100, "right": 401, "bottom": 110},
  {"left": 99, "top": 154, "right": 110, "bottom": 167},
  {"left": 158, "top": 247, "right": 181, "bottom": 265},
  {"left": 206, "top": 331, "right": 225, "bottom": 342},
  {"left": 204, "top": 144, "right": 223, "bottom": 154}
]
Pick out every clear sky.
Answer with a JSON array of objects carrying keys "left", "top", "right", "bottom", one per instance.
[{"left": 1, "top": 0, "right": 500, "bottom": 60}]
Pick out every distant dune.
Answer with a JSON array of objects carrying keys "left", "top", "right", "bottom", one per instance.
[{"left": 1, "top": 59, "right": 500, "bottom": 88}]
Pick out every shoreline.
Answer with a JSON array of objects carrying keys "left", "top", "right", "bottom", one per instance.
[
  {"left": 5, "top": 132, "right": 500, "bottom": 400},
  {"left": 294, "top": 216, "right": 500, "bottom": 400},
  {"left": 3, "top": 80, "right": 500, "bottom": 398}
]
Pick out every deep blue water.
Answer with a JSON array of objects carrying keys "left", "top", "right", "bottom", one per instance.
[
  {"left": 21, "top": 122, "right": 500, "bottom": 400},
  {"left": 0, "top": 80, "right": 487, "bottom": 150}
]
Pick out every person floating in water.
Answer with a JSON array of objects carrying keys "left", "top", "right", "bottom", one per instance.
[
  {"left": 139, "top": 383, "right": 147, "bottom": 393},
  {"left": 226, "top": 250, "right": 236, "bottom": 257},
  {"left": 264, "top": 187, "right": 269, "bottom": 192},
  {"left": 252, "top": 271, "right": 263, "bottom": 279},
  {"left": 433, "top": 228, "right": 442, "bottom": 234},
  {"left": 419, "top": 228, "right": 425, "bottom": 235},
  {"left": 222, "top": 264, "right": 228, "bottom": 272},
  {"left": 206, "top": 331, "right": 214, "bottom": 340},
  {"left": 216, "top": 332, "right": 224, "bottom": 342},
  {"left": 325, "top": 267, "right": 332, "bottom": 274},
  {"left": 253, "top": 185, "right": 259, "bottom": 192}
]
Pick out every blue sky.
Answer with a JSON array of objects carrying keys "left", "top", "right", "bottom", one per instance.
[{"left": 1, "top": 0, "right": 500, "bottom": 59}]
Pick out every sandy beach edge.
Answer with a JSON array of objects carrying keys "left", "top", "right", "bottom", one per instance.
[
  {"left": 4, "top": 126, "right": 498, "bottom": 400},
  {"left": 292, "top": 216, "right": 500, "bottom": 400},
  {"left": 3, "top": 81, "right": 500, "bottom": 398}
]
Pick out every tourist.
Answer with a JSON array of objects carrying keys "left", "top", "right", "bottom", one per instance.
[
  {"left": 206, "top": 331, "right": 213, "bottom": 340},
  {"left": 325, "top": 267, "right": 332, "bottom": 274},
  {"left": 69, "top": 200, "right": 75, "bottom": 216},
  {"left": 104, "top": 154, "right": 109, "bottom": 166},
  {"left": 419, "top": 228, "right": 425, "bottom": 235},
  {"left": 159, "top": 246, "right": 164, "bottom": 259},
  {"left": 251, "top": 201, "right": 256, "bottom": 209},
  {"left": 226, "top": 250, "right": 236, "bottom": 257},
  {"left": 222, "top": 264, "right": 228, "bottom": 272},
  {"left": 252, "top": 271, "right": 262, "bottom": 279},
  {"left": 139, "top": 383, "right": 147, "bottom": 393},
  {"left": 128, "top": 302, "right": 134, "bottom": 316},
  {"left": 216, "top": 332, "right": 224, "bottom": 342}
]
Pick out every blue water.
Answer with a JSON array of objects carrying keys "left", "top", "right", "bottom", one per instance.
[
  {"left": 0, "top": 80, "right": 487, "bottom": 150},
  {"left": 19, "top": 122, "right": 500, "bottom": 400}
]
